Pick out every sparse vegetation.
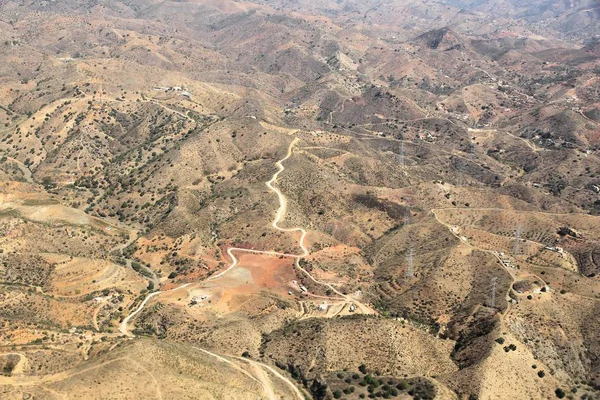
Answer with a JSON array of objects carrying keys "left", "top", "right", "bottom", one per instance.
[{"left": 0, "top": 0, "right": 598, "bottom": 399}]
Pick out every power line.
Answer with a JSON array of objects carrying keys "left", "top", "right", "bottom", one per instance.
[
  {"left": 403, "top": 207, "right": 411, "bottom": 226},
  {"left": 405, "top": 247, "right": 414, "bottom": 278},
  {"left": 513, "top": 225, "right": 522, "bottom": 255},
  {"left": 490, "top": 276, "right": 498, "bottom": 308},
  {"left": 398, "top": 142, "right": 404, "bottom": 167}
]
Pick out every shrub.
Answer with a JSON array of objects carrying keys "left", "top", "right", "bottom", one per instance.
[
  {"left": 538, "top": 371, "right": 545, "bottom": 378},
  {"left": 504, "top": 344, "right": 517, "bottom": 352},
  {"left": 495, "top": 337, "right": 505, "bottom": 345},
  {"left": 3, "top": 360, "right": 15, "bottom": 375},
  {"left": 365, "top": 375, "right": 377, "bottom": 386},
  {"left": 555, "top": 388, "right": 565, "bottom": 398}
]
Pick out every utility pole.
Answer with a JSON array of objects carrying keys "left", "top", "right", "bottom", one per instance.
[
  {"left": 513, "top": 226, "right": 522, "bottom": 255},
  {"left": 403, "top": 207, "right": 411, "bottom": 226},
  {"left": 405, "top": 247, "right": 414, "bottom": 278},
  {"left": 398, "top": 142, "right": 405, "bottom": 167},
  {"left": 456, "top": 161, "right": 463, "bottom": 187},
  {"left": 490, "top": 277, "right": 498, "bottom": 308}
]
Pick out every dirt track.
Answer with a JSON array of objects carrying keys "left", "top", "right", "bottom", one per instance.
[
  {"left": 116, "top": 138, "right": 374, "bottom": 399},
  {"left": 120, "top": 138, "right": 373, "bottom": 338}
]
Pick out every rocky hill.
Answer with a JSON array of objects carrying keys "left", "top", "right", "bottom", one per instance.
[{"left": 0, "top": 0, "right": 599, "bottom": 399}]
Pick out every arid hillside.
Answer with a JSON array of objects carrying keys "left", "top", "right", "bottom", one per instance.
[{"left": 0, "top": 0, "right": 599, "bottom": 399}]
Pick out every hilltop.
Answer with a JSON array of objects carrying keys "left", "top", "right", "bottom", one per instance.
[{"left": 0, "top": 0, "right": 599, "bottom": 399}]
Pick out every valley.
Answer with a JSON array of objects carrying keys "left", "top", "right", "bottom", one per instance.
[{"left": 0, "top": 0, "right": 599, "bottom": 399}]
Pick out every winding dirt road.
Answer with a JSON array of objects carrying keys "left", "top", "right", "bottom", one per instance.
[
  {"left": 233, "top": 355, "right": 306, "bottom": 400},
  {"left": 265, "top": 138, "right": 309, "bottom": 257},
  {"left": 120, "top": 138, "right": 371, "bottom": 337},
  {"left": 115, "top": 138, "right": 371, "bottom": 400},
  {"left": 119, "top": 284, "right": 191, "bottom": 336},
  {"left": 193, "top": 347, "right": 305, "bottom": 400},
  {"left": 4, "top": 137, "right": 374, "bottom": 399}
]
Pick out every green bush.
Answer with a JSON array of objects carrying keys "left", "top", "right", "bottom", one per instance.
[{"left": 365, "top": 375, "right": 377, "bottom": 386}]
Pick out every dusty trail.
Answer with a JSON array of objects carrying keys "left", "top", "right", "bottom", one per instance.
[
  {"left": 150, "top": 101, "right": 195, "bottom": 123},
  {"left": 193, "top": 347, "right": 262, "bottom": 385},
  {"left": 194, "top": 347, "right": 304, "bottom": 400},
  {"left": 0, "top": 357, "right": 127, "bottom": 387},
  {"left": 116, "top": 137, "right": 371, "bottom": 398},
  {"left": 234, "top": 356, "right": 306, "bottom": 400},
  {"left": 265, "top": 138, "right": 309, "bottom": 257},
  {"left": 262, "top": 139, "right": 371, "bottom": 311},
  {"left": 0, "top": 137, "right": 371, "bottom": 398},
  {"left": 249, "top": 363, "right": 277, "bottom": 400},
  {"left": 120, "top": 138, "right": 370, "bottom": 337},
  {"left": 431, "top": 208, "right": 518, "bottom": 317},
  {"left": 119, "top": 284, "right": 191, "bottom": 336},
  {"left": 433, "top": 208, "right": 600, "bottom": 307},
  {"left": 125, "top": 356, "right": 164, "bottom": 400}
]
